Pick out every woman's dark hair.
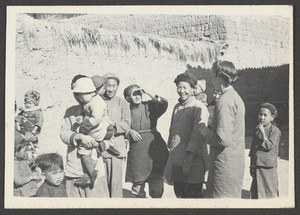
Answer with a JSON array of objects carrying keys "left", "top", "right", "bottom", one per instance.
[
  {"left": 35, "top": 153, "right": 64, "bottom": 172},
  {"left": 70, "top": 74, "right": 88, "bottom": 89},
  {"left": 211, "top": 60, "right": 238, "bottom": 85}
]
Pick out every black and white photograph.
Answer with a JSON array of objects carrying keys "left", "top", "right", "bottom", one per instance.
[{"left": 4, "top": 5, "right": 294, "bottom": 208}]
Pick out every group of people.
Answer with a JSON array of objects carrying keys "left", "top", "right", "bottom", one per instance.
[{"left": 14, "top": 60, "right": 281, "bottom": 199}]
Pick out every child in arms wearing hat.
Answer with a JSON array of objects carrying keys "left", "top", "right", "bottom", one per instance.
[
  {"left": 72, "top": 77, "right": 118, "bottom": 187},
  {"left": 15, "top": 90, "right": 43, "bottom": 148}
]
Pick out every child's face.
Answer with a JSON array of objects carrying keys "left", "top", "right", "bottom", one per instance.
[
  {"left": 194, "top": 85, "right": 202, "bottom": 96},
  {"left": 73, "top": 92, "right": 95, "bottom": 104},
  {"left": 129, "top": 87, "right": 142, "bottom": 105},
  {"left": 24, "top": 99, "right": 35, "bottom": 108},
  {"left": 15, "top": 146, "right": 28, "bottom": 160},
  {"left": 213, "top": 90, "right": 221, "bottom": 101},
  {"left": 258, "top": 108, "right": 274, "bottom": 126},
  {"left": 96, "top": 85, "right": 106, "bottom": 96},
  {"left": 43, "top": 168, "right": 64, "bottom": 186}
]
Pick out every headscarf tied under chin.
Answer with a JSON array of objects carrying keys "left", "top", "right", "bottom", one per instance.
[
  {"left": 260, "top": 103, "right": 278, "bottom": 118},
  {"left": 174, "top": 73, "right": 197, "bottom": 88}
]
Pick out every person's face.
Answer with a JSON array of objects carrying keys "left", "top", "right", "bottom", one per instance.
[
  {"left": 24, "top": 99, "right": 35, "bottom": 108},
  {"left": 96, "top": 85, "right": 106, "bottom": 96},
  {"left": 128, "top": 87, "right": 142, "bottom": 105},
  {"left": 105, "top": 79, "right": 119, "bottom": 98},
  {"left": 177, "top": 81, "right": 194, "bottom": 102},
  {"left": 73, "top": 92, "right": 94, "bottom": 104},
  {"left": 15, "top": 146, "right": 28, "bottom": 160},
  {"left": 213, "top": 90, "right": 221, "bottom": 101},
  {"left": 43, "top": 168, "right": 64, "bottom": 186},
  {"left": 258, "top": 108, "right": 274, "bottom": 126},
  {"left": 194, "top": 85, "right": 201, "bottom": 96}
]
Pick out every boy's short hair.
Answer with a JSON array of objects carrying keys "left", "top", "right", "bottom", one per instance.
[{"left": 35, "top": 153, "right": 64, "bottom": 172}]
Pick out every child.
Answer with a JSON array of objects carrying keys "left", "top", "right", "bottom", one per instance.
[
  {"left": 124, "top": 84, "right": 169, "bottom": 198},
  {"left": 71, "top": 77, "right": 118, "bottom": 187},
  {"left": 91, "top": 75, "right": 106, "bottom": 97},
  {"left": 194, "top": 79, "right": 208, "bottom": 106},
  {"left": 14, "top": 143, "right": 42, "bottom": 197},
  {"left": 35, "top": 153, "right": 67, "bottom": 197},
  {"left": 207, "top": 89, "right": 221, "bottom": 127},
  {"left": 249, "top": 103, "right": 281, "bottom": 199},
  {"left": 15, "top": 90, "right": 43, "bottom": 145}
]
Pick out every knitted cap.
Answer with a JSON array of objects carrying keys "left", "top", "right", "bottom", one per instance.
[
  {"left": 197, "top": 79, "right": 206, "bottom": 92},
  {"left": 260, "top": 103, "right": 278, "bottom": 117},
  {"left": 174, "top": 73, "right": 197, "bottom": 88},
  {"left": 72, "top": 77, "right": 96, "bottom": 93},
  {"left": 91, "top": 75, "right": 106, "bottom": 89},
  {"left": 24, "top": 90, "right": 40, "bottom": 106},
  {"left": 103, "top": 72, "right": 120, "bottom": 85}
]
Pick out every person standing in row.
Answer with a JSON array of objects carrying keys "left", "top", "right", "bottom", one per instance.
[
  {"left": 164, "top": 73, "right": 209, "bottom": 198},
  {"left": 101, "top": 73, "right": 131, "bottom": 198},
  {"left": 60, "top": 75, "right": 109, "bottom": 198},
  {"left": 249, "top": 103, "right": 281, "bottom": 199},
  {"left": 124, "top": 85, "right": 169, "bottom": 198},
  {"left": 202, "top": 60, "right": 245, "bottom": 198}
]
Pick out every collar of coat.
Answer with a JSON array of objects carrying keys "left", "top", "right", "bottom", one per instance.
[{"left": 178, "top": 96, "right": 195, "bottom": 106}]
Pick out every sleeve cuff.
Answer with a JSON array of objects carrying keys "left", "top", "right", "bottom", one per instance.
[
  {"left": 70, "top": 133, "right": 78, "bottom": 147},
  {"left": 186, "top": 145, "right": 201, "bottom": 156}
]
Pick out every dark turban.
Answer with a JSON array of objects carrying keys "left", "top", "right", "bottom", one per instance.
[
  {"left": 260, "top": 103, "right": 278, "bottom": 117},
  {"left": 174, "top": 73, "right": 197, "bottom": 88}
]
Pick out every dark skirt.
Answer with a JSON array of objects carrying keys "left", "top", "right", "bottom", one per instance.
[{"left": 126, "top": 131, "right": 169, "bottom": 182}]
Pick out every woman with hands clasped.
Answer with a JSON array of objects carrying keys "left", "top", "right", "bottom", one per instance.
[
  {"left": 124, "top": 85, "right": 169, "bottom": 198},
  {"left": 249, "top": 103, "right": 281, "bottom": 199}
]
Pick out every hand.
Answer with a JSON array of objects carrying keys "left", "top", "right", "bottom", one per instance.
[
  {"left": 128, "top": 129, "right": 142, "bottom": 142},
  {"left": 31, "top": 171, "right": 41, "bottom": 180},
  {"left": 256, "top": 123, "right": 264, "bottom": 135},
  {"left": 15, "top": 123, "right": 22, "bottom": 132},
  {"left": 78, "top": 134, "right": 97, "bottom": 149},
  {"left": 76, "top": 116, "right": 84, "bottom": 125},
  {"left": 182, "top": 160, "right": 193, "bottom": 175},
  {"left": 200, "top": 127, "right": 210, "bottom": 137},
  {"left": 109, "top": 120, "right": 116, "bottom": 127},
  {"left": 23, "top": 131, "right": 35, "bottom": 141}
]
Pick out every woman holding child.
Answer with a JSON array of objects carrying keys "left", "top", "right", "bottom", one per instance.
[{"left": 60, "top": 75, "right": 110, "bottom": 197}]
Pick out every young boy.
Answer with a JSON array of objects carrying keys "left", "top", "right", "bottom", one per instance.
[
  {"left": 124, "top": 84, "right": 169, "bottom": 198},
  {"left": 71, "top": 77, "right": 118, "bottom": 187},
  {"left": 194, "top": 79, "right": 208, "bottom": 106},
  {"left": 36, "top": 153, "right": 67, "bottom": 197},
  {"left": 14, "top": 143, "right": 42, "bottom": 197},
  {"left": 15, "top": 90, "right": 43, "bottom": 145}
]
